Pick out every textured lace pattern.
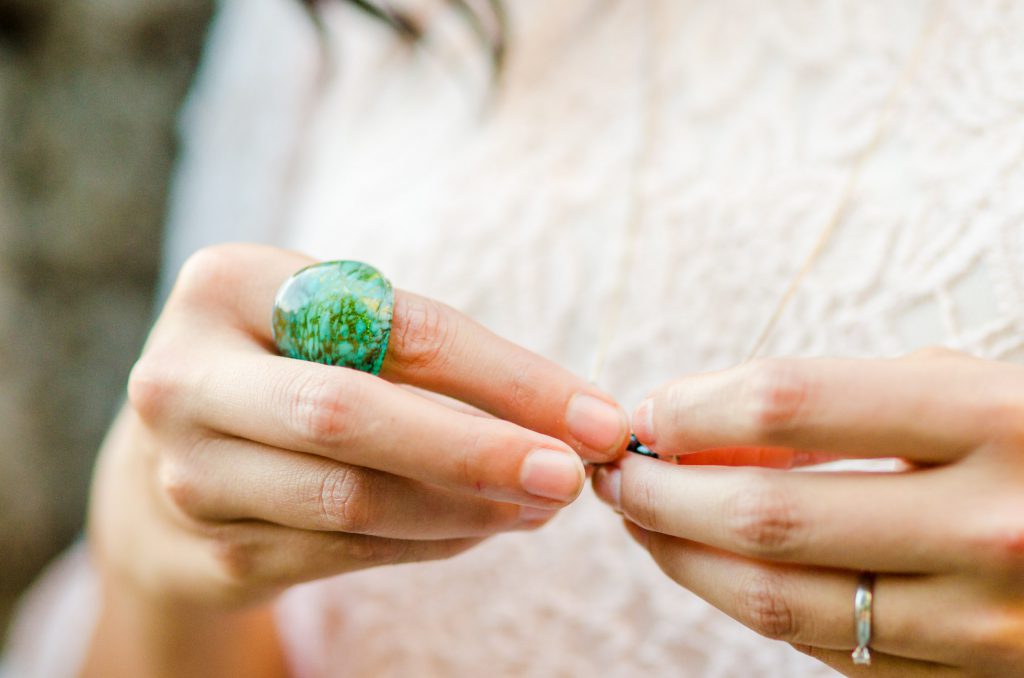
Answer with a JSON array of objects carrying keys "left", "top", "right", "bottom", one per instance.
[
  {"left": 191, "top": 1, "right": 1024, "bottom": 676},
  {"left": 10, "top": 1, "right": 1024, "bottom": 677}
]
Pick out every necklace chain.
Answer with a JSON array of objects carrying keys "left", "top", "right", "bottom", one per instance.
[
  {"left": 586, "top": 2, "right": 663, "bottom": 384},
  {"left": 588, "top": 1, "right": 945, "bottom": 389}
]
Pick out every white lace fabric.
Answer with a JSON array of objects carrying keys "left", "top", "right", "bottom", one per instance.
[{"left": 7, "top": 1, "right": 1024, "bottom": 676}]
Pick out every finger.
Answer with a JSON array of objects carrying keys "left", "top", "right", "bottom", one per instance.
[
  {"left": 399, "top": 385, "right": 495, "bottom": 418},
  {"left": 382, "top": 292, "right": 629, "bottom": 461},
  {"left": 171, "top": 244, "right": 628, "bottom": 461},
  {"left": 670, "top": 447, "right": 839, "bottom": 469},
  {"left": 192, "top": 521, "right": 482, "bottom": 604},
  {"left": 159, "top": 436, "right": 556, "bottom": 539},
  {"left": 633, "top": 355, "right": 1005, "bottom": 463},
  {"left": 624, "top": 523, "right": 974, "bottom": 667},
  {"left": 597, "top": 455, "right": 967, "bottom": 572},
  {"left": 138, "top": 350, "right": 585, "bottom": 509},
  {"left": 794, "top": 646, "right": 958, "bottom": 677}
]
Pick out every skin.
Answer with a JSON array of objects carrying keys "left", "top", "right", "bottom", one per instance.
[
  {"left": 82, "top": 243, "right": 629, "bottom": 678},
  {"left": 79, "top": 242, "right": 1024, "bottom": 676},
  {"left": 594, "top": 349, "right": 1024, "bottom": 678}
]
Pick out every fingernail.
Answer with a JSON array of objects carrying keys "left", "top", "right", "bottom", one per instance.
[
  {"left": 566, "top": 394, "right": 628, "bottom": 454},
  {"left": 632, "top": 398, "right": 655, "bottom": 447},
  {"left": 519, "top": 505, "right": 559, "bottom": 524},
  {"left": 594, "top": 466, "right": 621, "bottom": 512},
  {"left": 520, "top": 449, "right": 584, "bottom": 502}
]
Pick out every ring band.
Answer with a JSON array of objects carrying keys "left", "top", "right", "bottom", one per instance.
[
  {"left": 272, "top": 260, "right": 394, "bottom": 375},
  {"left": 852, "top": 572, "right": 875, "bottom": 666}
]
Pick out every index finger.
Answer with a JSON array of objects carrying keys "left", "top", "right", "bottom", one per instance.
[
  {"left": 633, "top": 355, "right": 1001, "bottom": 464},
  {"left": 170, "top": 244, "right": 628, "bottom": 461}
]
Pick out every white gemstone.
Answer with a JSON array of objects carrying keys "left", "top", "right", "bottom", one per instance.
[{"left": 851, "top": 646, "right": 871, "bottom": 666}]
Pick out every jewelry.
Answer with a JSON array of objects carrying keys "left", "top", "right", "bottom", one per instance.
[
  {"left": 626, "top": 434, "right": 658, "bottom": 458},
  {"left": 589, "top": 3, "right": 944, "bottom": 457},
  {"left": 852, "top": 572, "right": 876, "bottom": 666},
  {"left": 272, "top": 260, "right": 395, "bottom": 375}
]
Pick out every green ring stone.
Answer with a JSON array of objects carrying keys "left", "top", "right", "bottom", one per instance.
[{"left": 272, "top": 260, "right": 394, "bottom": 375}]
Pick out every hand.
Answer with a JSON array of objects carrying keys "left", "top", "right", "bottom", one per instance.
[
  {"left": 85, "top": 244, "right": 627, "bottom": 677},
  {"left": 595, "top": 350, "right": 1024, "bottom": 677}
]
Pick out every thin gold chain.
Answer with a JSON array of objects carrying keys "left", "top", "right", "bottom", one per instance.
[
  {"left": 587, "top": 3, "right": 662, "bottom": 384},
  {"left": 588, "top": 1, "right": 945, "bottom": 387},
  {"left": 743, "top": 2, "right": 944, "bottom": 362}
]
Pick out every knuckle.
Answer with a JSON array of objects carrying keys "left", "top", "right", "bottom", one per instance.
[
  {"left": 158, "top": 459, "right": 201, "bottom": 515},
  {"left": 344, "top": 534, "right": 408, "bottom": 567},
  {"left": 127, "top": 355, "right": 179, "bottom": 423},
  {"left": 736, "top": 569, "right": 798, "bottom": 641},
  {"left": 456, "top": 442, "right": 481, "bottom": 492},
  {"left": 965, "top": 609, "right": 1024, "bottom": 670},
  {"left": 315, "top": 466, "right": 376, "bottom": 534},
  {"left": 455, "top": 423, "right": 508, "bottom": 493},
  {"left": 172, "top": 244, "right": 245, "bottom": 305},
  {"left": 504, "top": 358, "right": 541, "bottom": 413},
  {"left": 624, "top": 472, "right": 662, "bottom": 533},
  {"left": 969, "top": 510, "right": 1024, "bottom": 577},
  {"left": 741, "top": 359, "right": 814, "bottom": 442},
  {"left": 209, "top": 529, "right": 261, "bottom": 587},
  {"left": 284, "top": 371, "right": 359, "bottom": 448},
  {"left": 658, "top": 382, "right": 697, "bottom": 449},
  {"left": 389, "top": 295, "right": 456, "bottom": 371},
  {"left": 493, "top": 504, "right": 528, "bottom": 532},
  {"left": 463, "top": 501, "right": 520, "bottom": 534},
  {"left": 724, "top": 472, "right": 803, "bottom": 558}
]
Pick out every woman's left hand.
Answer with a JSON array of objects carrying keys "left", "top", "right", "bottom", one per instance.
[{"left": 594, "top": 349, "right": 1024, "bottom": 677}]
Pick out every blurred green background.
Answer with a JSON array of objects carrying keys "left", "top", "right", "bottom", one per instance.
[{"left": 0, "top": 0, "right": 213, "bottom": 637}]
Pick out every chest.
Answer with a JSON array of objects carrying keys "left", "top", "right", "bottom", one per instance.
[{"left": 282, "top": 0, "right": 1024, "bottom": 399}]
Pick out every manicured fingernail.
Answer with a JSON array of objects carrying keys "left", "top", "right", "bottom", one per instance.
[
  {"left": 520, "top": 449, "right": 584, "bottom": 502},
  {"left": 566, "top": 393, "right": 628, "bottom": 454},
  {"left": 519, "top": 505, "right": 558, "bottom": 524},
  {"left": 632, "top": 398, "right": 655, "bottom": 447},
  {"left": 594, "top": 466, "right": 621, "bottom": 512}
]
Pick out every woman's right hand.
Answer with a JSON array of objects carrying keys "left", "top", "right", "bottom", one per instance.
[{"left": 83, "top": 244, "right": 627, "bottom": 676}]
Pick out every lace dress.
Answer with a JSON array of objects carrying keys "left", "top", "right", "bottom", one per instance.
[{"left": 7, "top": 0, "right": 1024, "bottom": 676}]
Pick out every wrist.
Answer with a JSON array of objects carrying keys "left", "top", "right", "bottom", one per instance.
[{"left": 83, "top": 572, "right": 286, "bottom": 678}]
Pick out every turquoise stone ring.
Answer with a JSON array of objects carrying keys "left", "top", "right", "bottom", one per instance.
[{"left": 272, "top": 260, "right": 395, "bottom": 375}]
